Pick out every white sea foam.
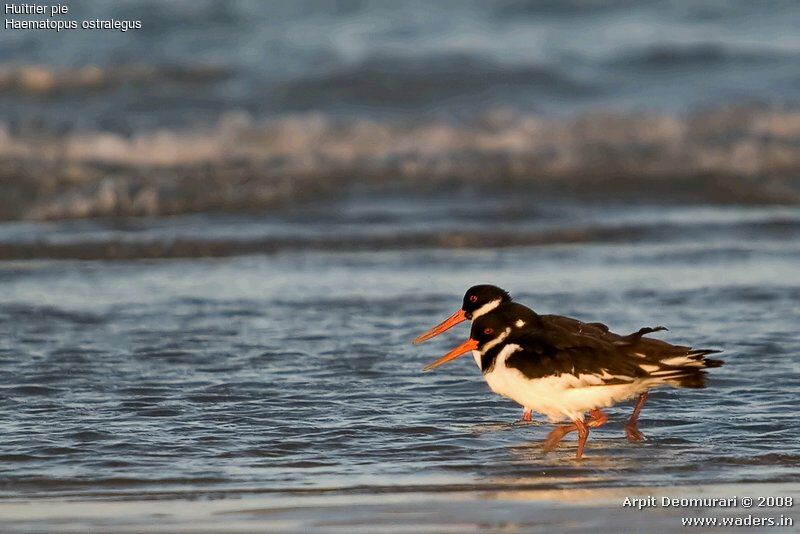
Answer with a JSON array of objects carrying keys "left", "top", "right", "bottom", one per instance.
[{"left": 1, "top": 106, "right": 799, "bottom": 220}]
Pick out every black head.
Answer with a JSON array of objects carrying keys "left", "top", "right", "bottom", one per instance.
[
  {"left": 421, "top": 303, "right": 524, "bottom": 372},
  {"left": 413, "top": 284, "right": 513, "bottom": 346},
  {"left": 469, "top": 307, "right": 520, "bottom": 351},
  {"left": 462, "top": 285, "right": 512, "bottom": 320}
]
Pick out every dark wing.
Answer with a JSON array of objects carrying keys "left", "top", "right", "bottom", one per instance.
[
  {"left": 621, "top": 334, "right": 724, "bottom": 376},
  {"left": 504, "top": 327, "right": 651, "bottom": 384},
  {"left": 505, "top": 326, "right": 723, "bottom": 389},
  {"left": 543, "top": 314, "right": 674, "bottom": 344},
  {"left": 541, "top": 314, "right": 610, "bottom": 336}
]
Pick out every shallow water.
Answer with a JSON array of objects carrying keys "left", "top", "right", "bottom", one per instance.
[
  {"left": 0, "top": 197, "right": 798, "bottom": 501},
  {"left": 3, "top": 3, "right": 799, "bottom": 530}
]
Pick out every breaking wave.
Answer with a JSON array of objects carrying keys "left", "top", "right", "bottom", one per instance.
[{"left": 1, "top": 105, "right": 800, "bottom": 221}]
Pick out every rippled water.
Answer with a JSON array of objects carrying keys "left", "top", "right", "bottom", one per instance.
[
  {"left": 1, "top": 197, "right": 798, "bottom": 501},
  {"left": 2, "top": 3, "right": 799, "bottom": 530}
]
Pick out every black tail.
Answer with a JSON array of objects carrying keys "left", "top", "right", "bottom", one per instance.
[
  {"left": 633, "top": 346, "right": 724, "bottom": 389},
  {"left": 663, "top": 349, "right": 723, "bottom": 388}
]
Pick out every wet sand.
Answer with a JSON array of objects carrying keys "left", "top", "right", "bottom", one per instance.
[{"left": 1, "top": 483, "right": 796, "bottom": 532}]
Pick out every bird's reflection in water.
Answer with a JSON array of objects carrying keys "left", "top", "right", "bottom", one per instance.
[{"left": 467, "top": 420, "right": 545, "bottom": 436}]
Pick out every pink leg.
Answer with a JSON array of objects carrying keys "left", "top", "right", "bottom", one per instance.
[
  {"left": 625, "top": 391, "right": 648, "bottom": 442},
  {"left": 574, "top": 418, "right": 590, "bottom": 459},
  {"left": 542, "top": 425, "right": 574, "bottom": 452},
  {"left": 542, "top": 409, "right": 607, "bottom": 453}
]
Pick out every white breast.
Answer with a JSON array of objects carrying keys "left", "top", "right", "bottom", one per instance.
[{"left": 480, "top": 344, "right": 647, "bottom": 422}]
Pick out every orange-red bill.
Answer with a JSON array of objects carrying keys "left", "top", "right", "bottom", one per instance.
[
  {"left": 422, "top": 338, "right": 479, "bottom": 372},
  {"left": 412, "top": 309, "right": 466, "bottom": 345}
]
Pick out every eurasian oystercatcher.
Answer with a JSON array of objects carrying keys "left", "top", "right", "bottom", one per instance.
[
  {"left": 413, "top": 284, "right": 668, "bottom": 439},
  {"left": 422, "top": 306, "right": 723, "bottom": 459}
]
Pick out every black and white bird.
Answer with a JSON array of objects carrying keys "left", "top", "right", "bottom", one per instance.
[
  {"left": 413, "top": 284, "right": 670, "bottom": 439},
  {"left": 422, "top": 305, "right": 723, "bottom": 459}
]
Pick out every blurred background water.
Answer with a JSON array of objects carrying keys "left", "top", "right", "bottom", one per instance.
[
  {"left": 1, "top": 0, "right": 800, "bottom": 221},
  {"left": 3, "top": 0, "right": 800, "bottom": 128},
  {"left": 0, "top": 0, "right": 799, "bottom": 526}
]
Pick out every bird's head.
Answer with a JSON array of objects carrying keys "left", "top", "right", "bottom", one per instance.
[
  {"left": 461, "top": 284, "right": 512, "bottom": 320},
  {"left": 422, "top": 309, "right": 518, "bottom": 371},
  {"left": 412, "top": 284, "right": 512, "bottom": 344}
]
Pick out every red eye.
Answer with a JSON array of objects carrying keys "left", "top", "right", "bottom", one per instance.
[
  {"left": 484, "top": 328, "right": 493, "bottom": 335},
  {"left": 469, "top": 295, "right": 478, "bottom": 302}
]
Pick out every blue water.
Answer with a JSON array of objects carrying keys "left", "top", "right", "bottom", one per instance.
[
  {"left": 2, "top": 0, "right": 800, "bottom": 130},
  {"left": 1, "top": 0, "right": 799, "bottom": 515},
  {"left": 0, "top": 198, "right": 798, "bottom": 500}
]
